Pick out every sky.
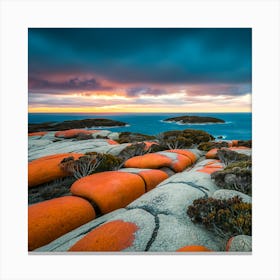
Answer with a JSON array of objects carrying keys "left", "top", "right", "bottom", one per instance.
[{"left": 28, "top": 28, "right": 252, "bottom": 113}]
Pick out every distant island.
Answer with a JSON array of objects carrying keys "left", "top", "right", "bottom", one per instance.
[
  {"left": 164, "top": 115, "right": 225, "bottom": 124},
  {"left": 28, "top": 118, "right": 128, "bottom": 133}
]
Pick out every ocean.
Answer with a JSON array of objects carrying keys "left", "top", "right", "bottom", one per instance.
[{"left": 28, "top": 112, "right": 252, "bottom": 140}]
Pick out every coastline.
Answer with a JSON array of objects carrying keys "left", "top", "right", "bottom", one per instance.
[{"left": 28, "top": 125, "right": 252, "bottom": 252}]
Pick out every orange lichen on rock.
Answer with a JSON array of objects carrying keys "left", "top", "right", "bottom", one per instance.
[
  {"left": 28, "top": 196, "right": 96, "bottom": 251},
  {"left": 170, "top": 153, "right": 193, "bottom": 172},
  {"left": 225, "top": 237, "right": 234, "bottom": 251},
  {"left": 28, "top": 131, "right": 48, "bottom": 137},
  {"left": 166, "top": 149, "right": 196, "bottom": 164},
  {"left": 206, "top": 146, "right": 250, "bottom": 160},
  {"left": 197, "top": 160, "right": 223, "bottom": 174},
  {"left": 205, "top": 148, "right": 219, "bottom": 159},
  {"left": 69, "top": 220, "right": 138, "bottom": 252},
  {"left": 106, "top": 139, "right": 119, "bottom": 145},
  {"left": 70, "top": 171, "right": 145, "bottom": 214},
  {"left": 230, "top": 146, "right": 250, "bottom": 150},
  {"left": 231, "top": 140, "right": 239, "bottom": 147},
  {"left": 176, "top": 245, "right": 212, "bottom": 252},
  {"left": 55, "top": 129, "right": 97, "bottom": 138},
  {"left": 28, "top": 153, "right": 83, "bottom": 188},
  {"left": 137, "top": 170, "right": 169, "bottom": 192},
  {"left": 124, "top": 153, "right": 172, "bottom": 169},
  {"left": 143, "top": 141, "right": 158, "bottom": 151},
  {"left": 124, "top": 152, "right": 194, "bottom": 172},
  {"left": 197, "top": 162, "right": 223, "bottom": 174}
]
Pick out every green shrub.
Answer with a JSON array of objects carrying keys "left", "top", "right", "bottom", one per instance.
[
  {"left": 118, "top": 132, "right": 156, "bottom": 144},
  {"left": 211, "top": 160, "right": 252, "bottom": 195},
  {"left": 118, "top": 142, "right": 150, "bottom": 161},
  {"left": 237, "top": 140, "right": 252, "bottom": 148},
  {"left": 158, "top": 129, "right": 214, "bottom": 149},
  {"left": 217, "top": 149, "right": 251, "bottom": 166},
  {"left": 198, "top": 141, "right": 229, "bottom": 151},
  {"left": 85, "top": 152, "right": 122, "bottom": 172},
  {"left": 187, "top": 196, "right": 252, "bottom": 238},
  {"left": 224, "top": 160, "right": 252, "bottom": 171},
  {"left": 59, "top": 152, "right": 122, "bottom": 179}
]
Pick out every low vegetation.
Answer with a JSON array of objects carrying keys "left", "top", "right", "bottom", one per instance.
[
  {"left": 187, "top": 196, "right": 252, "bottom": 238},
  {"left": 211, "top": 160, "right": 252, "bottom": 195},
  {"left": 59, "top": 152, "right": 122, "bottom": 179}
]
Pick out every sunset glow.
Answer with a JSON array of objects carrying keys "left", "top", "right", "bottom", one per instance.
[{"left": 28, "top": 28, "right": 252, "bottom": 113}]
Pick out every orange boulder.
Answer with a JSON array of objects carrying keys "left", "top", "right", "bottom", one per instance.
[
  {"left": 176, "top": 245, "right": 212, "bottom": 252},
  {"left": 197, "top": 160, "right": 223, "bottom": 174},
  {"left": 124, "top": 153, "right": 172, "bottom": 169},
  {"left": 205, "top": 148, "right": 219, "bottom": 159},
  {"left": 55, "top": 129, "right": 97, "bottom": 138},
  {"left": 166, "top": 149, "right": 196, "bottom": 164},
  {"left": 28, "top": 196, "right": 95, "bottom": 251},
  {"left": 170, "top": 153, "right": 193, "bottom": 172},
  {"left": 124, "top": 151, "right": 194, "bottom": 173},
  {"left": 28, "top": 153, "right": 83, "bottom": 188},
  {"left": 231, "top": 140, "right": 239, "bottom": 147},
  {"left": 230, "top": 146, "right": 250, "bottom": 150},
  {"left": 137, "top": 169, "right": 169, "bottom": 192},
  {"left": 206, "top": 146, "right": 251, "bottom": 160},
  {"left": 28, "top": 131, "right": 48, "bottom": 137},
  {"left": 68, "top": 220, "right": 138, "bottom": 252},
  {"left": 70, "top": 171, "right": 146, "bottom": 214}
]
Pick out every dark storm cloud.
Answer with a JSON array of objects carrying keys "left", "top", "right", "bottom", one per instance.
[
  {"left": 28, "top": 76, "right": 112, "bottom": 93},
  {"left": 28, "top": 28, "right": 252, "bottom": 89},
  {"left": 126, "top": 87, "right": 168, "bottom": 97}
]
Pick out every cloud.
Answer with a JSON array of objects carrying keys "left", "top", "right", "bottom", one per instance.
[
  {"left": 28, "top": 28, "right": 252, "bottom": 112},
  {"left": 186, "top": 83, "right": 252, "bottom": 97},
  {"left": 126, "top": 87, "right": 168, "bottom": 97},
  {"left": 28, "top": 28, "right": 252, "bottom": 85},
  {"left": 28, "top": 76, "right": 112, "bottom": 93}
]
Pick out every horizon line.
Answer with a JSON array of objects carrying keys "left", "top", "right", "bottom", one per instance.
[{"left": 28, "top": 111, "right": 252, "bottom": 114}]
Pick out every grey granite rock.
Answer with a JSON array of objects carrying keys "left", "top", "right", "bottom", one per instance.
[
  {"left": 128, "top": 183, "right": 210, "bottom": 219},
  {"left": 148, "top": 214, "right": 223, "bottom": 252},
  {"left": 212, "top": 189, "right": 252, "bottom": 203},
  {"left": 107, "top": 132, "right": 120, "bottom": 140},
  {"left": 28, "top": 138, "right": 123, "bottom": 161},
  {"left": 227, "top": 235, "right": 252, "bottom": 252}
]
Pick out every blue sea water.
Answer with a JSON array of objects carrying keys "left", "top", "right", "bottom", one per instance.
[{"left": 28, "top": 112, "right": 252, "bottom": 140}]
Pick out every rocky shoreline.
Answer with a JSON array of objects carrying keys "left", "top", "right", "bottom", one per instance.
[
  {"left": 28, "top": 118, "right": 128, "bottom": 133},
  {"left": 28, "top": 122, "right": 252, "bottom": 253},
  {"left": 164, "top": 115, "right": 225, "bottom": 124}
]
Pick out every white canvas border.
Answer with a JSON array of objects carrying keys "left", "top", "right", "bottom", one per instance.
[{"left": 0, "top": 0, "right": 279, "bottom": 279}]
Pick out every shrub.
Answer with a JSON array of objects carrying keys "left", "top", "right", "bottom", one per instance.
[
  {"left": 237, "top": 140, "right": 252, "bottom": 148},
  {"left": 187, "top": 196, "right": 252, "bottom": 238},
  {"left": 118, "top": 142, "right": 150, "bottom": 162},
  {"left": 157, "top": 129, "right": 214, "bottom": 149},
  {"left": 28, "top": 176, "right": 76, "bottom": 204},
  {"left": 60, "top": 154, "right": 104, "bottom": 179},
  {"left": 118, "top": 132, "right": 156, "bottom": 144},
  {"left": 60, "top": 152, "right": 123, "bottom": 179},
  {"left": 198, "top": 141, "right": 229, "bottom": 152},
  {"left": 88, "top": 152, "right": 123, "bottom": 172},
  {"left": 217, "top": 149, "right": 250, "bottom": 166},
  {"left": 211, "top": 160, "right": 252, "bottom": 195},
  {"left": 165, "top": 136, "right": 193, "bottom": 149}
]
